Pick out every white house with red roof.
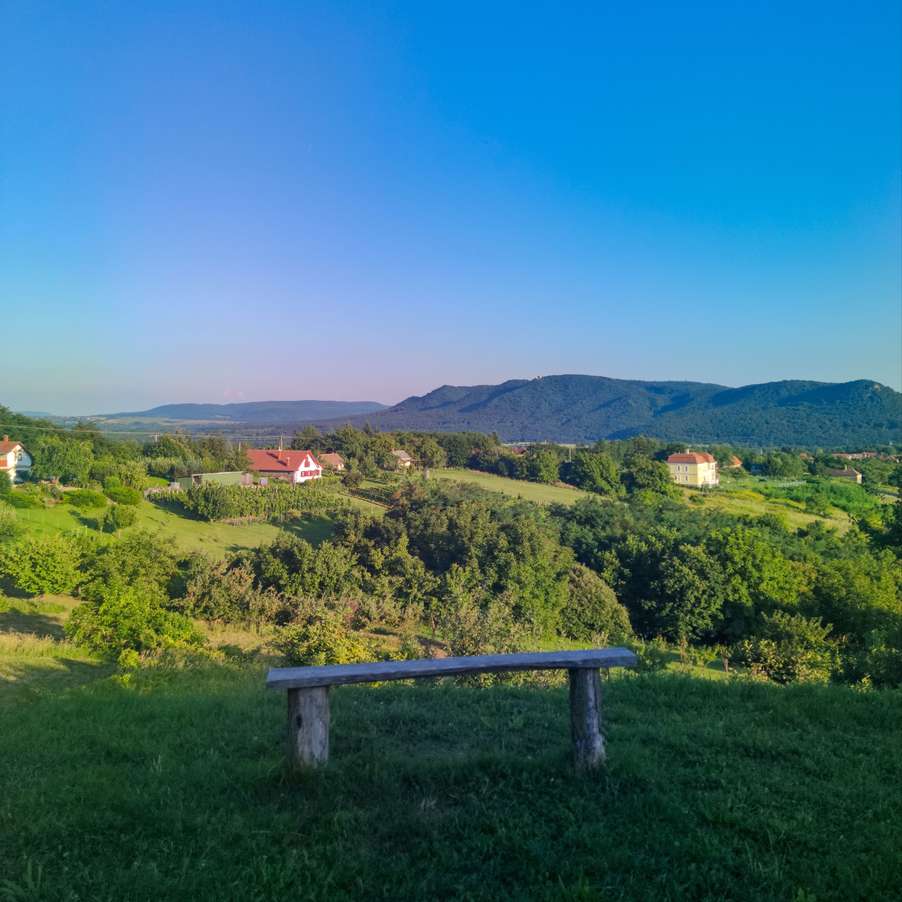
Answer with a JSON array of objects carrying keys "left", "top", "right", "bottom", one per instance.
[
  {"left": 0, "top": 436, "right": 32, "bottom": 483},
  {"left": 246, "top": 448, "right": 322, "bottom": 484},
  {"left": 666, "top": 452, "right": 719, "bottom": 487}
]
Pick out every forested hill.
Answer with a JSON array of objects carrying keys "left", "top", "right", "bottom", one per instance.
[
  {"left": 99, "top": 399, "right": 387, "bottom": 424},
  {"left": 323, "top": 375, "right": 902, "bottom": 446}
]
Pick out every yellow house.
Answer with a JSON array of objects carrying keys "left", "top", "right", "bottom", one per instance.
[{"left": 667, "top": 452, "right": 719, "bottom": 487}]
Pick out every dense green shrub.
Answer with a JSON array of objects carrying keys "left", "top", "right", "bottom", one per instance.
[
  {"left": 101, "top": 504, "right": 137, "bottom": 532},
  {"left": 732, "top": 612, "right": 836, "bottom": 684},
  {"left": 0, "top": 503, "right": 19, "bottom": 541},
  {"left": 0, "top": 470, "right": 11, "bottom": 498},
  {"left": 275, "top": 608, "right": 371, "bottom": 666},
  {"left": 104, "top": 484, "right": 142, "bottom": 506},
  {"left": 67, "top": 582, "right": 203, "bottom": 658},
  {"left": 6, "top": 484, "right": 45, "bottom": 509},
  {"left": 65, "top": 488, "right": 108, "bottom": 510},
  {"left": 237, "top": 535, "right": 361, "bottom": 600},
  {"left": 80, "top": 531, "right": 179, "bottom": 605},
  {"left": 559, "top": 564, "right": 633, "bottom": 642},
  {"left": 0, "top": 534, "right": 82, "bottom": 595},
  {"left": 176, "top": 556, "right": 281, "bottom": 626}
]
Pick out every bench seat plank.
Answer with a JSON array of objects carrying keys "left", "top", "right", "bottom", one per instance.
[{"left": 267, "top": 647, "right": 638, "bottom": 690}]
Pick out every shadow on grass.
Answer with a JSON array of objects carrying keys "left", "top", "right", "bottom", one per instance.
[{"left": 0, "top": 606, "right": 66, "bottom": 638}]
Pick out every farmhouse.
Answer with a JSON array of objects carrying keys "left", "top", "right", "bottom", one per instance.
[
  {"left": 825, "top": 467, "right": 862, "bottom": 484},
  {"left": 319, "top": 452, "right": 345, "bottom": 472},
  {"left": 0, "top": 436, "right": 32, "bottom": 483},
  {"left": 246, "top": 448, "right": 322, "bottom": 484},
  {"left": 391, "top": 449, "right": 413, "bottom": 469},
  {"left": 667, "top": 452, "right": 719, "bottom": 487}
]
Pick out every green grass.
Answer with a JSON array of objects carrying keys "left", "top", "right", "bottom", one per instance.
[
  {"left": 9, "top": 498, "right": 338, "bottom": 557},
  {"left": 432, "top": 468, "right": 592, "bottom": 505},
  {"left": 0, "top": 659, "right": 899, "bottom": 901},
  {"left": 686, "top": 482, "right": 852, "bottom": 532}
]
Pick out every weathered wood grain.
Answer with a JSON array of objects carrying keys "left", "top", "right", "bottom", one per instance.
[
  {"left": 568, "top": 668, "right": 605, "bottom": 770},
  {"left": 267, "top": 647, "right": 638, "bottom": 690},
  {"left": 287, "top": 687, "right": 330, "bottom": 768}
]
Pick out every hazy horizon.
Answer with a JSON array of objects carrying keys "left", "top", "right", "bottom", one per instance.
[
  {"left": 5, "top": 371, "right": 900, "bottom": 420},
  {"left": 3, "top": 1, "right": 900, "bottom": 414}
]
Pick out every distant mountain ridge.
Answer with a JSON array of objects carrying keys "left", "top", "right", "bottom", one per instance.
[
  {"left": 100, "top": 399, "right": 387, "bottom": 425},
  {"left": 320, "top": 375, "right": 902, "bottom": 446}
]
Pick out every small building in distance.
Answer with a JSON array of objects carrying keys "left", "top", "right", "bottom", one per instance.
[
  {"left": 0, "top": 436, "right": 32, "bottom": 483},
  {"left": 319, "top": 452, "right": 345, "bottom": 472},
  {"left": 246, "top": 448, "right": 322, "bottom": 484},
  {"left": 824, "top": 467, "right": 862, "bottom": 484},
  {"left": 391, "top": 449, "right": 413, "bottom": 469},
  {"left": 834, "top": 452, "right": 876, "bottom": 461},
  {"left": 725, "top": 455, "right": 743, "bottom": 469},
  {"left": 175, "top": 471, "right": 250, "bottom": 491},
  {"left": 667, "top": 452, "right": 719, "bottom": 487}
]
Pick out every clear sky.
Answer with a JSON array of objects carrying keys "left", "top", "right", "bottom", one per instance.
[{"left": 2, "top": 0, "right": 900, "bottom": 414}]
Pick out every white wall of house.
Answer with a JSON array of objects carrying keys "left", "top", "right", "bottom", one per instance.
[{"left": 1, "top": 447, "right": 32, "bottom": 483}]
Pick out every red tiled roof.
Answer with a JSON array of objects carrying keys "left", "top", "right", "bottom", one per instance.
[
  {"left": 0, "top": 439, "right": 23, "bottom": 454},
  {"left": 246, "top": 449, "right": 321, "bottom": 473},
  {"left": 667, "top": 452, "right": 716, "bottom": 464}
]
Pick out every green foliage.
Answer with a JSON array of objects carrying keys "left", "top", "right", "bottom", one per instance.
[
  {"left": 0, "top": 502, "right": 20, "bottom": 542},
  {"left": 29, "top": 435, "right": 94, "bottom": 485},
  {"left": 176, "top": 556, "right": 281, "bottom": 626},
  {"left": 104, "top": 483, "right": 142, "bottom": 505},
  {"left": 0, "top": 533, "right": 81, "bottom": 595},
  {"left": 238, "top": 535, "right": 361, "bottom": 600},
  {"left": 80, "top": 531, "right": 180, "bottom": 605},
  {"left": 64, "top": 488, "right": 108, "bottom": 510},
  {"left": 559, "top": 564, "right": 633, "bottom": 642},
  {"left": 177, "top": 481, "right": 348, "bottom": 521},
  {"left": 620, "top": 455, "right": 678, "bottom": 496},
  {"left": 732, "top": 612, "right": 836, "bottom": 684},
  {"left": 275, "top": 607, "right": 371, "bottom": 665},
  {"left": 563, "top": 450, "right": 621, "bottom": 495},
  {"left": 67, "top": 582, "right": 203, "bottom": 658},
  {"left": 525, "top": 447, "right": 561, "bottom": 484},
  {"left": 6, "top": 483, "right": 46, "bottom": 508},
  {"left": 101, "top": 503, "right": 138, "bottom": 532},
  {"left": 0, "top": 470, "right": 11, "bottom": 497}
]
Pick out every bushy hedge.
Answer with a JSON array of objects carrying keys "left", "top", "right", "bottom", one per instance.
[
  {"left": 0, "top": 534, "right": 82, "bottom": 595},
  {"left": 176, "top": 481, "right": 350, "bottom": 521}
]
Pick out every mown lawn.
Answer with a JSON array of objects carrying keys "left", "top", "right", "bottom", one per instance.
[
  {"left": 1, "top": 652, "right": 899, "bottom": 901},
  {"left": 432, "top": 468, "right": 591, "bottom": 505}
]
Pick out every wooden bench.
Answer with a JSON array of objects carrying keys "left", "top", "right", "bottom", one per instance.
[{"left": 266, "top": 647, "right": 638, "bottom": 771}]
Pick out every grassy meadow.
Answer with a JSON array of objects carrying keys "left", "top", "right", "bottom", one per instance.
[
  {"left": 432, "top": 468, "right": 592, "bottom": 505},
  {"left": 1, "top": 634, "right": 900, "bottom": 901},
  {"left": 9, "top": 496, "right": 354, "bottom": 557}
]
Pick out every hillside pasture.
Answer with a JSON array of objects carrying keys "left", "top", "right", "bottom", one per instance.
[
  {"left": 8, "top": 496, "right": 337, "bottom": 557},
  {"left": 0, "top": 654, "right": 899, "bottom": 901},
  {"left": 431, "top": 468, "right": 592, "bottom": 505}
]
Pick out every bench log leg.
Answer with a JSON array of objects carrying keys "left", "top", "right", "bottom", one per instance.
[
  {"left": 568, "top": 668, "right": 605, "bottom": 770},
  {"left": 287, "top": 687, "right": 330, "bottom": 769}
]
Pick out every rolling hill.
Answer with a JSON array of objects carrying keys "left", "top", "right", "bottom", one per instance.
[
  {"left": 319, "top": 375, "right": 902, "bottom": 446},
  {"left": 96, "top": 399, "right": 387, "bottom": 426}
]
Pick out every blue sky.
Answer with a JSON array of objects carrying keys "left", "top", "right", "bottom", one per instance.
[{"left": 2, "top": 0, "right": 900, "bottom": 413}]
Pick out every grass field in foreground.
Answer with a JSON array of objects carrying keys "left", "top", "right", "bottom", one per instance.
[
  {"left": 432, "top": 468, "right": 591, "bottom": 505},
  {"left": 10, "top": 499, "right": 339, "bottom": 557},
  {"left": 1, "top": 656, "right": 899, "bottom": 902}
]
